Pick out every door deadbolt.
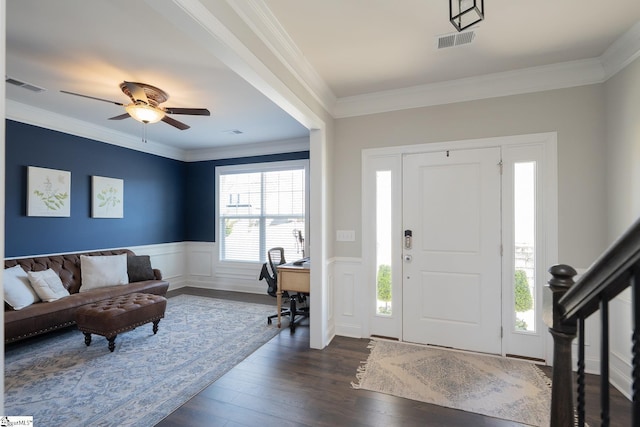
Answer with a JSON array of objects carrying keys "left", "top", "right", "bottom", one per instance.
[{"left": 404, "top": 230, "right": 412, "bottom": 249}]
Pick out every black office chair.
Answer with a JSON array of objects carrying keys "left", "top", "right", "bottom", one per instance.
[{"left": 259, "top": 247, "right": 308, "bottom": 330}]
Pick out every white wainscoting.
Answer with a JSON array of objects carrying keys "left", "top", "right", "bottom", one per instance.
[
  {"left": 610, "top": 289, "right": 632, "bottom": 399},
  {"left": 571, "top": 310, "right": 602, "bottom": 374},
  {"left": 142, "top": 241, "right": 305, "bottom": 296},
  {"left": 184, "top": 242, "right": 267, "bottom": 294},
  {"left": 570, "top": 268, "right": 601, "bottom": 376},
  {"left": 567, "top": 269, "right": 632, "bottom": 399},
  {"left": 140, "top": 247, "right": 636, "bottom": 401},
  {"left": 331, "top": 257, "right": 365, "bottom": 338},
  {"left": 126, "top": 242, "right": 187, "bottom": 290},
  {"left": 56, "top": 242, "right": 634, "bottom": 399},
  {"left": 4, "top": 243, "right": 188, "bottom": 290},
  {"left": 569, "top": 290, "right": 632, "bottom": 400}
]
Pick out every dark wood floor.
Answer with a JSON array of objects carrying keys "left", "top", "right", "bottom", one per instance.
[{"left": 157, "top": 288, "right": 631, "bottom": 427}]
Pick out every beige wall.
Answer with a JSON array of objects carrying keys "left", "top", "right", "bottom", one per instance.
[
  {"left": 333, "top": 85, "right": 607, "bottom": 269},
  {"left": 603, "top": 55, "right": 640, "bottom": 397},
  {"left": 604, "top": 56, "right": 640, "bottom": 242}
]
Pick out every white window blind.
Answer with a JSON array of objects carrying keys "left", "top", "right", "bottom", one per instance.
[{"left": 218, "top": 161, "right": 307, "bottom": 262}]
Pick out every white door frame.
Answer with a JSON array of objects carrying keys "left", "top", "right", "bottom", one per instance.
[{"left": 362, "top": 132, "right": 558, "bottom": 362}]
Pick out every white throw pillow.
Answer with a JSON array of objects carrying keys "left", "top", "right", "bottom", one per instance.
[
  {"left": 4, "top": 265, "right": 41, "bottom": 309},
  {"left": 27, "top": 269, "right": 70, "bottom": 302},
  {"left": 80, "top": 254, "right": 129, "bottom": 293}
]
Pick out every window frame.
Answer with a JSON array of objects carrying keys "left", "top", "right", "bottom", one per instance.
[{"left": 215, "top": 159, "right": 310, "bottom": 265}]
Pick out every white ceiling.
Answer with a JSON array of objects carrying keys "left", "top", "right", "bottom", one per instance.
[
  {"left": 5, "top": 0, "right": 309, "bottom": 153},
  {"left": 6, "top": 0, "right": 640, "bottom": 155},
  {"left": 266, "top": 0, "right": 640, "bottom": 97}
]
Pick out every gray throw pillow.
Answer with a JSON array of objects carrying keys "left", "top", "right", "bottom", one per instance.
[{"left": 127, "top": 255, "right": 155, "bottom": 282}]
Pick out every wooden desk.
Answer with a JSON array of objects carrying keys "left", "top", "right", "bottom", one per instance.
[{"left": 276, "top": 262, "right": 310, "bottom": 328}]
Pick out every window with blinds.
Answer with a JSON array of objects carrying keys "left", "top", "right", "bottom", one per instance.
[{"left": 217, "top": 160, "right": 308, "bottom": 263}]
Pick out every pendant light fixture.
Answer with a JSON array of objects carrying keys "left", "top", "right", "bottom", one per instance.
[{"left": 450, "top": 0, "right": 484, "bottom": 32}]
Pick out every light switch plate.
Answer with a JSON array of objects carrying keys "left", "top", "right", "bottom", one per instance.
[{"left": 336, "top": 230, "right": 356, "bottom": 242}]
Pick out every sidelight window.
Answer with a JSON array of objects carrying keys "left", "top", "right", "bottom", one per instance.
[
  {"left": 513, "top": 161, "right": 536, "bottom": 332},
  {"left": 376, "top": 171, "right": 393, "bottom": 316}
]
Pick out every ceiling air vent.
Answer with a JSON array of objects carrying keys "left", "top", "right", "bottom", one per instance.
[
  {"left": 6, "top": 76, "right": 47, "bottom": 93},
  {"left": 437, "top": 30, "right": 475, "bottom": 49}
]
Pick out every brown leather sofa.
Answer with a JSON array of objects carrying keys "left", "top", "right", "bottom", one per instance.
[{"left": 4, "top": 249, "right": 169, "bottom": 343}]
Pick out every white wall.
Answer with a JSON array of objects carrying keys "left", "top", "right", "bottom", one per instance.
[
  {"left": 605, "top": 56, "right": 640, "bottom": 241},
  {"left": 333, "top": 84, "right": 607, "bottom": 268},
  {"left": 329, "top": 59, "right": 640, "bottom": 398},
  {"left": 330, "top": 84, "right": 614, "bottom": 369},
  {"left": 603, "top": 55, "right": 640, "bottom": 398}
]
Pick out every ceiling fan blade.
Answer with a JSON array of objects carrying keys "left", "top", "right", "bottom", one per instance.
[
  {"left": 108, "top": 113, "right": 131, "bottom": 120},
  {"left": 162, "top": 115, "right": 190, "bottom": 130},
  {"left": 124, "top": 81, "right": 148, "bottom": 104},
  {"left": 163, "top": 107, "right": 210, "bottom": 116},
  {"left": 60, "top": 90, "right": 124, "bottom": 106}
]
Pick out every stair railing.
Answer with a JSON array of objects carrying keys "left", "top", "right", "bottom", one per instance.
[{"left": 547, "top": 217, "right": 640, "bottom": 426}]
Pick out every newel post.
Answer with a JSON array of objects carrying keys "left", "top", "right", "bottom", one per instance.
[{"left": 547, "top": 264, "right": 578, "bottom": 427}]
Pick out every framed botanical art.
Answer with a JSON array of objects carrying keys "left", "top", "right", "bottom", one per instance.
[
  {"left": 92, "top": 176, "right": 124, "bottom": 218},
  {"left": 27, "top": 166, "right": 71, "bottom": 217}
]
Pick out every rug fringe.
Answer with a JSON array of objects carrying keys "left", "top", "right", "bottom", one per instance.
[
  {"left": 532, "top": 364, "right": 553, "bottom": 390},
  {"left": 351, "top": 340, "right": 377, "bottom": 389},
  {"left": 532, "top": 365, "right": 589, "bottom": 427}
]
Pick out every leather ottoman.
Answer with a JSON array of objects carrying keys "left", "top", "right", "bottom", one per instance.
[{"left": 75, "top": 293, "right": 167, "bottom": 352}]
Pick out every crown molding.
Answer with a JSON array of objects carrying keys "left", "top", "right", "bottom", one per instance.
[
  {"left": 331, "top": 22, "right": 640, "bottom": 118},
  {"left": 7, "top": 99, "right": 310, "bottom": 163},
  {"left": 184, "top": 136, "right": 309, "bottom": 162},
  {"left": 227, "top": 0, "right": 336, "bottom": 116},
  {"left": 333, "top": 58, "right": 606, "bottom": 118},
  {"left": 9, "top": 6, "right": 640, "bottom": 155},
  {"left": 6, "top": 100, "right": 187, "bottom": 161},
  {"left": 601, "top": 21, "right": 640, "bottom": 80},
  {"left": 152, "top": 0, "right": 323, "bottom": 130},
  {"left": 235, "top": 2, "right": 640, "bottom": 119}
]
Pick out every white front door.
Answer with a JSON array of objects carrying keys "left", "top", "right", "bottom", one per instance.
[{"left": 402, "top": 147, "right": 502, "bottom": 354}]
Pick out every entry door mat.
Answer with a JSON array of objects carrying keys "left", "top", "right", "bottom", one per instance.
[
  {"left": 352, "top": 340, "right": 551, "bottom": 426},
  {"left": 5, "top": 295, "right": 281, "bottom": 426}
]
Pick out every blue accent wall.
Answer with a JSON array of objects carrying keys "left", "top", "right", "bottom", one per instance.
[
  {"left": 5, "top": 120, "right": 309, "bottom": 257},
  {"left": 184, "top": 151, "right": 310, "bottom": 242},
  {"left": 5, "top": 120, "right": 186, "bottom": 257}
]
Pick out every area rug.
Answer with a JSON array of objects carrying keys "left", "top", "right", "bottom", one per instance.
[
  {"left": 5, "top": 294, "right": 281, "bottom": 426},
  {"left": 352, "top": 340, "right": 551, "bottom": 426}
]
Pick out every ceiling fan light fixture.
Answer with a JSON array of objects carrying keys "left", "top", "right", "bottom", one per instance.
[
  {"left": 125, "top": 103, "right": 165, "bottom": 124},
  {"left": 450, "top": 0, "right": 484, "bottom": 32}
]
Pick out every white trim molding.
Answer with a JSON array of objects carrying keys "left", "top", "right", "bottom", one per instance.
[
  {"left": 9, "top": 10, "right": 640, "bottom": 161},
  {"left": 184, "top": 241, "right": 266, "bottom": 294},
  {"left": 6, "top": 100, "right": 186, "bottom": 161},
  {"left": 601, "top": 21, "right": 640, "bottom": 80},
  {"left": 361, "top": 133, "right": 558, "bottom": 356},
  {"left": 226, "top": 0, "right": 336, "bottom": 114},
  {"left": 334, "top": 59, "right": 606, "bottom": 118},
  {"left": 7, "top": 99, "right": 311, "bottom": 163},
  {"left": 232, "top": 2, "right": 640, "bottom": 119},
  {"left": 185, "top": 136, "right": 309, "bottom": 162},
  {"left": 609, "top": 289, "right": 633, "bottom": 399},
  {"left": 128, "top": 242, "right": 188, "bottom": 290},
  {"left": 4, "top": 242, "right": 189, "bottom": 291}
]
